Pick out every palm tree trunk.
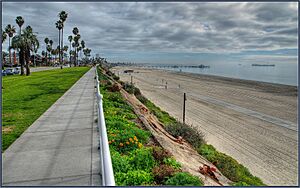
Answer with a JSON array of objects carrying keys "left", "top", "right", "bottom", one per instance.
[
  {"left": 61, "top": 28, "right": 64, "bottom": 66},
  {"left": 58, "top": 30, "right": 61, "bottom": 64},
  {"left": 8, "top": 37, "right": 11, "bottom": 66},
  {"left": 25, "top": 49, "right": 31, "bottom": 76},
  {"left": 45, "top": 52, "right": 48, "bottom": 65},
  {"left": 69, "top": 42, "right": 71, "bottom": 65},
  {"left": 20, "top": 49, "right": 25, "bottom": 75},
  {"left": 18, "top": 26, "right": 21, "bottom": 66}
]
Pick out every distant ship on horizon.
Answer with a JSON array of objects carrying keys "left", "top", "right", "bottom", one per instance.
[{"left": 252, "top": 64, "right": 275, "bottom": 67}]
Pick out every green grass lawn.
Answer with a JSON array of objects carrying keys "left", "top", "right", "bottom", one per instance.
[{"left": 2, "top": 67, "right": 90, "bottom": 151}]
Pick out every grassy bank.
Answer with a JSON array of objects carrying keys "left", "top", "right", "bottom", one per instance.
[
  {"left": 116, "top": 73, "right": 265, "bottom": 186},
  {"left": 97, "top": 67, "right": 203, "bottom": 186},
  {"left": 2, "top": 67, "right": 90, "bottom": 151}
]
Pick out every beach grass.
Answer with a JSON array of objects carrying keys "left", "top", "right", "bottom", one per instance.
[{"left": 2, "top": 67, "right": 90, "bottom": 151}]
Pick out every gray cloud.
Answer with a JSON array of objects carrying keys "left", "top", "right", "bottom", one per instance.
[{"left": 2, "top": 2, "right": 298, "bottom": 59}]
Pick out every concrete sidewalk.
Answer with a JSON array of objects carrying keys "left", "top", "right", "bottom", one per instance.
[{"left": 2, "top": 67, "right": 101, "bottom": 186}]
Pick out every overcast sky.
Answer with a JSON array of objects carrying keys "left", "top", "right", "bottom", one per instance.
[{"left": 2, "top": 2, "right": 298, "bottom": 65}]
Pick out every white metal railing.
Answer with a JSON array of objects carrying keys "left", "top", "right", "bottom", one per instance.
[{"left": 95, "top": 66, "right": 115, "bottom": 186}]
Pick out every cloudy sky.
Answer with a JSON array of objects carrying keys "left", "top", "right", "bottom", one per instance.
[{"left": 2, "top": 2, "right": 298, "bottom": 65}]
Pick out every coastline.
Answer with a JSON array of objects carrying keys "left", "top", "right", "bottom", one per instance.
[
  {"left": 149, "top": 67, "right": 298, "bottom": 94},
  {"left": 114, "top": 66, "right": 298, "bottom": 185}
]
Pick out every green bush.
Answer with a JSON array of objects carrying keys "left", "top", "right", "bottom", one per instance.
[
  {"left": 232, "top": 181, "right": 250, "bottom": 186},
  {"left": 164, "top": 172, "right": 203, "bottom": 186},
  {"left": 136, "top": 94, "right": 148, "bottom": 104},
  {"left": 129, "top": 147, "right": 156, "bottom": 172},
  {"left": 115, "top": 170, "right": 154, "bottom": 186},
  {"left": 165, "top": 122, "right": 206, "bottom": 149},
  {"left": 163, "top": 157, "right": 181, "bottom": 170},
  {"left": 111, "top": 149, "right": 132, "bottom": 173},
  {"left": 112, "top": 74, "right": 120, "bottom": 81},
  {"left": 198, "top": 144, "right": 265, "bottom": 186},
  {"left": 124, "top": 82, "right": 135, "bottom": 94}
]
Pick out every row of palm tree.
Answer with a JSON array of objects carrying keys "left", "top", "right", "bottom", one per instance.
[
  {"left": 2, "top": 16, "right": 39, "bottom": 75},
  {"left": 2, "top": 10, "right": 93, "bottom": 75}
]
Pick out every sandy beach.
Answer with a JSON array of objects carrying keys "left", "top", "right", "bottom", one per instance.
[{"left": 113, "top": 66, "right": 298, "bottom": 186}]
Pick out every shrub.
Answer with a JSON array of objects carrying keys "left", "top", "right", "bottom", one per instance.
[
  {"left": 108, "top": 83, "right": 121, "bottom": 92},
  {"left": 164, "top": 172, "right": 203, "bottom": 186},
  {"left": 165, "top": 122, "right": 206, "bottom": 149},
  {"left": 108, "top": 127, "right": 150, "bottom": 154},
  {"left": 136, "top": 94, "right": 147, "bottom": 104},
  {"left": 115, "top": 170, "right": 154, "bottom": 186},
  {"left": 198, "top": 144, "right": 265, "bottom": 186},
  {"left": 129, "top": 147, "right": 156, "bottom": 172},
  {"left": 111, "top": 149, "right": 132, "bottom": 173},
  {"left": 152, "top": 146, "right": 172, "bottom": 162},
  {"left": 112, "top": 75, "right": 120, "bottom": 81},
  {"left": 232, "top": 181, "right": 250, "bottom": 186},
  {"left": 124, "top": 82, "right": 135, "bottom": 94},
  {"left": 152, "top": 164, "right": 178, "bottom": 184},
  {"left": 133, "top": 87, "right": 141, "bottom": 96},
  {"left": 163, "top": 157, "right": 181, "bottom": 170}
]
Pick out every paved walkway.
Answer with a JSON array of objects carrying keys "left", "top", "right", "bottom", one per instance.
[{"left": 2, "top": 67, "right": 101, "bottom": 186}]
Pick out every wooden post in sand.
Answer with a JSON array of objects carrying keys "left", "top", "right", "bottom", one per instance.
[
  {"left": 131, "top": 76, "right": 133, "bottom": 85},
  {"left": 183, "top": 93, "right": 187, "bottom": 124}
]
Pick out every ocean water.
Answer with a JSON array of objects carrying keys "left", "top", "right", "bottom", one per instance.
[{"left": 153, "top": 63, "right": 298, "bottom": 86}]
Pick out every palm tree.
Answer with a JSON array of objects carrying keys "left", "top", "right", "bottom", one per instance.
[
  {"left": 78, "top": 46, "right": 82, "bottom": 60},
  {"left": 72, "top": 34, "right": 80, "bottom": 66},
  {"left": 58, "top": 11, "right": 68, "bottom": 65},
  {"left": 80, "top": 40, "right": 85, "bottom": 59},
  {"left": 5, "top": 24, "right": 16, "bottom": 65},
  {"left": 49, "top": 39, "right": 53, "bottom": 47},
  {"left": 72, "top": 27, "right": 79, "bottom": 35},
  {"left": 55, "top": 20, "right": 63, "bottom": 65},
  {"left": 15, "top": 16, "right": 24, "bottom": 35},
  {"left": 82, "top": 48, "right": 91, "bottom": 65},
  {"left": 11, "top": 25, "right": 39, "bottom": 75},
  {"left": 83, "top": 48, "right": 91, "bottom": 58},
  {"left": 41, "top": 50, "right": 46, "bottom": 65},
  {"left": 16, "top": 16, "right": 25, "bottom": 68},
  {"left": 44, "top": 37, "right": 49, "bottom": 64},
  {"left": 46, "top": 45, "right": 52, "bottom": 64},
  {"left": 71, "top": 42, "right": 76, "bottom": 66},
  {"left": 68, "top": 35, "right": 72, "bottom": 63},
  {"left": 2, "top": 30, "right": 7, "bottom": 44}
]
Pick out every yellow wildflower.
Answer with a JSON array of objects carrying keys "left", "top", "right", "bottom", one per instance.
[
  {"left": 119, "top": 143, "right": 124, "bottom": 147},
  {"left": 129, "top": 138, "right": 133, "bottom": 142},
  {"left": 126, "top": 141, "right": 130, "bottom": 145},
  {"left": 138, "top": 143, "right": 143, "bottom": 148}
]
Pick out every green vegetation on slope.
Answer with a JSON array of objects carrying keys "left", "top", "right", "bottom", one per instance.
[
  {"left": 98, "top": 67, "right": 203, "bottom": 186},
  {"left": 120, "top": 80, "right": 265, "bottom": 186},
  {"left": 2, "top": 67, "right": 90, "bottom": 151}
]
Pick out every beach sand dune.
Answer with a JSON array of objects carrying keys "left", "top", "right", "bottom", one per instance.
[{"left": 114, "top": 66, "right": 298, "bottom": 186}]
